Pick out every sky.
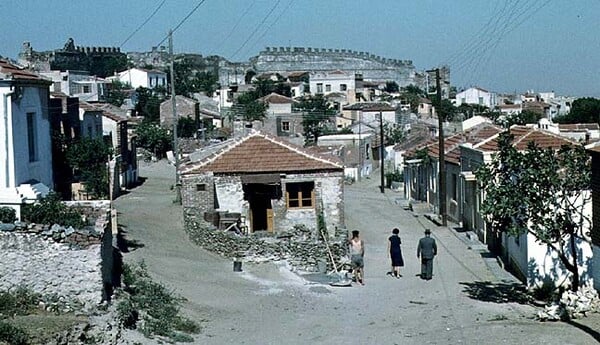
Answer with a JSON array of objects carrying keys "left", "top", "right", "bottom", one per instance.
[{"left": 1, "top": 0, "right": 599, "bottom": 97}]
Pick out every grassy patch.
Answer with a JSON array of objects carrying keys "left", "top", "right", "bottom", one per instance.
[
  {"left": 0, "top": 286, "right": 40, "bottom": 318},
  {"left": 117, "top": 262, "right": 201, "bottom": 343}
]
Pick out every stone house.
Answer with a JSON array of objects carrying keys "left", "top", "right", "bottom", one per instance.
[
  {"left": 460, "top": 126, "right": 593, "bottom": 287},
  {"left": 310, "top": 70, "right": 362, "bottom": 103},
  {"left": 342, "top": 102, "right": 397, "bottom": 127},
  {"left": 78, "top": 102, "right": 104, "bottom": 139},
  {"left": 317, "top": 133, "right": 374, "bottom": 181},
  {"left": 0, "top": 59, "right": 53, "bottom": 219},
  {"left": 180, "top": 131, "right": 344, "bottom": 235}
]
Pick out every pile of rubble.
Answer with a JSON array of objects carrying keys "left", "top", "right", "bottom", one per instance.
[
  {"left": 537, "top": 284, "right": 600, "bottom": 321},
  {"left": 185, "top": 217, "right": 348, "bottom": 272}
]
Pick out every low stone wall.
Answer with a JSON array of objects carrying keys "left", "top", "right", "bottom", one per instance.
[
  {"left": 0, "top": 202, "right": 114, "bottom": 311},
  {"left": 185, "top": 216, "right": 348, "bottom": 272}
]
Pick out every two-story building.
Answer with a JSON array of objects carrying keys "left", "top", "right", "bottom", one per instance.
[{"left": 114, "top": 67, "right": 167, "bottom": 89}]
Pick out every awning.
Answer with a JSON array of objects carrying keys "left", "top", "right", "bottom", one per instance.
[{"left": 241, "top": 174, "right": 281, "bottom": 184}]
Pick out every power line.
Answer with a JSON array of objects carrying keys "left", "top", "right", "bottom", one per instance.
[
  {"left": 229, "top": 0, "right": 281, "bottom": 61},
  {"left": 208, "top": 0, "right": 257, "bottom": 56},
  {"left": 120, "top": 0, "right": 168, "bottom": 48},
  {"left": 243, "top": 0, "right": 295, "bottom": 57},
  {"left": 156, "top": 0, "right": 208, "bottom": 47}
]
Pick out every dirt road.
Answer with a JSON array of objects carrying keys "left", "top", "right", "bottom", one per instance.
[{"left": 114, "top": 161, "right": 600, "bottom": 345}]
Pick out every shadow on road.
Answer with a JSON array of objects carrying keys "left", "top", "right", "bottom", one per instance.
[
  {"left": 460, "top": 281, "right": 531, "bottom": 304},
  {"left": 116, "top": 226, "right": 145, "bottom": 253},
  {"left": 564, "top": 319, "right": 600, "bottom": 342}
]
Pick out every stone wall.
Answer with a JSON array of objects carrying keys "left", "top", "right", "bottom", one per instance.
[
  {"left": 181, "top": 172, "right": 215, "bottom": 220},
  {"left": 251, "top": 47, "right": 418, "bottom": 87},
  {"left": 0, "top": 202, "right": 114, "bottom": 311}
]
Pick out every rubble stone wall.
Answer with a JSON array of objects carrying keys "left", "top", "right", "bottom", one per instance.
[
  {"left": 0, "top": 203, "right": 114, "bottom": 310},
  {"left": 594, "top": 244, "right": 600, "bottom": 292},
  {"left": 214, "top": 175, "right": 244, "bottom": 213},
  {"left": 182, "top": 172, "right": 215, "bottom": 219}
]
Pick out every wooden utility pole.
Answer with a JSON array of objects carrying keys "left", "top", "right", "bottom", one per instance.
[
  {"left": 428, "top": 68, "right": 447, "bottom": 226},
  {"left": 379, "top": 110, "right": 385, "bottom": 193},
  {"left": 169, "top": 29, "right": 181, "bottom": 204}
]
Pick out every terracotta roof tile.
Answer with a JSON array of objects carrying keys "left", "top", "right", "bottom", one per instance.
[
  {"left": 475, "top": 125, "right": 577, "bottom": 152},
  {"left": 0, "top": 59, "right": 45, "bottom": 81},
  {"left": 259, "top": 92, "right": 294, "bottom": 104},
  {"left": 181, "top": 132, "right": 343, "bottom": 175}
]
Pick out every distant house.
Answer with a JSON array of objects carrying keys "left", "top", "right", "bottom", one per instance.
[
  {"left": 259, "top": 92, "right": 294, "bottom": 115},
  {"left": 180, "top": 131, "right": 344, "bottom": 234},
  {"left": 78, "top": 102, "right": 104, "bottom": 139},
  {"left": 342, "top": 102, "right": 396, "bottom": 127},
  {"left": 160, "top": 95, "right": 199, "bottom": 128},
  {"left": 454, "top": 87, "right": 497, "bottom": 109},
  {"left": 310, "top": 70, "right": 362, "bottom": 103},
  {"left": 40, "top": 70, "right": 108, "bottom": 102},
  {"left": 0, "top": 59, "right": 53, "bottom": 219},
  {"left": 317, "top": 133, "right": 374, "bottom": 180},
  {"left": 114, "top": 67, "right": 167, "bottom": 89}
]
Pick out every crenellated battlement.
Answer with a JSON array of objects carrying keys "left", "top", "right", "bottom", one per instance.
[
  {"left": 260, "top": 46, "right": 412, "bottom": 66},
  {"left": 75, "top": 46, "right": 121, "bottom": 54}
]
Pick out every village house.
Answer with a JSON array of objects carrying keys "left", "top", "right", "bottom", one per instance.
[
  {"left": 309, "top": 70, "right": 363, "bottom": 104},
  {"left": 78, "top": 102, "right": 104, "bottom": 139},
  {"left": 180, "top": 131, "right": 344, "bottom": 235},
  {"left": 454, "top": 87, "right": 497, "bottom": 109},
  {"left": 112, "top": 67, "right": 167, "bottom": 90},
  {"left": 459, "top": 126, "right": 593, "bottom": 288},
  {"left": 586, "top": 146, "right": 600, "bottom": 291},
  {"left": 0, "top": 59, "right": 53, "bottom": 219},
  {"left": 316, "top": 133, "right": 374, "bottom": 181},
  {"left": 40, "top": 70, "right": 108, "bottom": 102},
  {"left": 341, "top": 102, "right": 397, "bottom": 127}
]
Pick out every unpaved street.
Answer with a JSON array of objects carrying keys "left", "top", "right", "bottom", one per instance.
[{"left": 114, "top": 161, "right": 600, "bottom": 345}]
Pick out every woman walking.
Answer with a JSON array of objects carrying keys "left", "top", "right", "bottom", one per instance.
[{"left": 387, "top": 228, "right": 404, "bottom": 278}]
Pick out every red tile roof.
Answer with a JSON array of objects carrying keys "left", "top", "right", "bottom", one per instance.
[
  {"left": 559, "top": 123, "right": 600, "bottom": 131},
  {"left": 181, "top": 132, "right": 344, "bottom": 175},
  {"left": 259, "top": 92, "right": 294, "bottom": 104},
  {"left": 475, "top": 125, "right": 578, "bottom": 152},
  {"left": 0, "top": 59, "right": 45, "bottom": 81}
]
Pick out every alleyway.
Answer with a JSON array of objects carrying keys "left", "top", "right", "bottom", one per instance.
[{"left": 114, "top": 161, "right": 600, "bottom": 345}]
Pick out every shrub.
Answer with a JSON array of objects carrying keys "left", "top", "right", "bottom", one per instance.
[
  {"left": 21, "top": 193, "right": 85, "bottom": 228},
  {"left": 117, "top": 263, "right": 200, "bottom": 342},
  {"left": 0, "top": 320, "right": 29, "bottom": 345},
  {"left": 0, "top": 286, "right": 41, "bottom": 317},
  {"left": 0, "top": 207, "right": 16, "bottom": 223}
]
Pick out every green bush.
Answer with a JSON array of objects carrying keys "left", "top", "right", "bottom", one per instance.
[
  {"left": 117, "top": 263, "right": 200, "bottom": 342},
  {"left": 21, "top": 193, "right": 85, "bottom": 228},
  {"left": 0, "top": 207, "right": 16, "bottom": 223},
  {"left": 0, "top": 320, "right": 29, "bottom": 345},
  {"left": 0, "top": 286, "right": 41, "bottom": 317}
]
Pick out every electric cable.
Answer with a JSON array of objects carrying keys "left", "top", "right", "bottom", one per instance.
[
  {"left": 229, "top": 0, "right": 281, "bottom": 61},
  {"left": 120, "top": 0, "right": 168, "bottom": 48},
  {"left": 156, "top": 0, "right": 208, "bottom": 47}
]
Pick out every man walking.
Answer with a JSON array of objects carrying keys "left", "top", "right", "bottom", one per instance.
[
  {"left": 349, "top": 230, "right": 365, "bottom": 285},
  {"left": 417, "top": 229, "right": 437, "bottom": 280}
]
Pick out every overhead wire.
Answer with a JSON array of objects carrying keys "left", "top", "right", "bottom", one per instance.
[
  {"left": 208, "top": 0, "right": 257, "bottom": 56},
  {"left": 229, "top": 0, "right": 282, "bottom": 61},
  {"left": 120, "top": 0, "right": 168, "bottom": 48},
  {"left": 243, "top": 0, "right": 295, "bottom": 58},
  {"left": 156, "top": 0, "right": 209, "bottom": 47}
]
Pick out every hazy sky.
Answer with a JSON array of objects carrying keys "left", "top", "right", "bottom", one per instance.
[{"left": 1, "top": 0, "right": 599, "bottom": 96}]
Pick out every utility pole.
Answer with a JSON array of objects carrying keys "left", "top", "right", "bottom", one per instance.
[
  {"left": 427, "top": 68, "right": 447, "bottom": 226},
  {"left": 169, "top": 29, "right": 181, "bottom": 204},
  {"left": 379, "top": 110, "right": 385, "bottom": 193}
]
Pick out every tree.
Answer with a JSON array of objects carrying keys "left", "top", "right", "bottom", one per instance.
[
  {"left": 106, "top": 80, "right": 129, "bottom": 107},
  {"left": 503, "top": 110, "right": 542, "bottom": 127},
  {"left": 400, "top": 84, "right": 426, "bottom": 113},
  {"left": 554, "top": 97, "right": 600, "bottom": 124},
  {"left": 135, "top": 87, "right": 162, "bottom": 122},
  {"left": 383, "top": 123, "right": 405, "bottom": 145},
  {"left": 431, "top": 98, "right": 457, "bottom": 121},
  {"left": 135, "top": 121, "right": 172, "bottom": 158},
  {"left": 66, "top": 137, "right": 112, "bottom": 199},
  {"left": 294, "top": 95, "right": 337, "bottom": 145},
  {"left": 384, "top": 81, "right": 399, "bottom": 93},
  {"left": 177, "top": 117, "right": 197, "bottom": 138},
  {"left": 235, "top": 92, "right": 267, "bottom": 121},
  {"left": 475, "top": 131, "right": 591, "bottom": 291}
]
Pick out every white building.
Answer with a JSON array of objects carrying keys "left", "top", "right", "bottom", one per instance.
[
  {"left": 78, "top": 102, "right": 104, "bottom": 139},
  {"left": 454, "top": 87, "right": 497, "bottom": 109},
  {"left": 0, "top": 59, "right": 53, "bottom": 219},
  {"left": 114, "top": 68, "right": 167, "bottom": 89},
  {"left": 317, "top": 133, "right": 374, "bottom": 180},
  {"left": 310, "top": 70, "right": 359, "bottom": 103},
  {"left": 40, "top": 70, "right": 108, "bottom": 102},
  {"left": 259, "top": 92, "right": 294, "bottom": 115}
]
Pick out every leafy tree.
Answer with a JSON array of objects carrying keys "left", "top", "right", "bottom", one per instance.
[
  {"left": 431, "top": 98, "right": 457, "bottom": 121},
  {"left": 294, "top": 95, "right": 338, "bottom": 145},
  {"left": 22, "top": 192, "right": 86, "bottom": 228},
  {"left": 136, "top": 122, "right": 172, "bottom": 158},
  {"left": 502, "top": 110, "right": 542, "bottom": 127},
  {"left": 400, "top": 84, "right": 426, "bottom": 113},
  {"left": 106, "top": 80, "right": 129, "bottom": 107},
  {"left": 384, "top": 81, "right": 399, "bottom": 93},
  {"left": 177, "top": 117, "right": 197, "bottom": 138},
  {"left": 135, "top": 87, "right": 162, "bottom": 122},
  {"left": 0, "top": 207, "right": 16, "bottom": 223},
  {"left": 383, "top": 123, "right": 405, "bottom": 145},
  {"left": 66, "top": 137, "right": 112, "bottom": 199},
  {"left": 191, "top": 71, "right": 219, "bottom": 97},
  {"left": 475, "top": 132, "right": 591, "bottom": 291},
  {"left": 235, "top": 92, "right": 267, "bottom": 121},
  {"left": 554, "top": 97, "right": 600, "bottom": 124}
]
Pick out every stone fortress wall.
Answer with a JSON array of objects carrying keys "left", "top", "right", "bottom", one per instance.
[{"left": 250, "top": 46, "right": 421, "bottom": 88}]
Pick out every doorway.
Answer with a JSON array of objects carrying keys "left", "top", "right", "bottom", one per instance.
[{"left": 243, "top": 183, "right": 280, "bottom": 232}]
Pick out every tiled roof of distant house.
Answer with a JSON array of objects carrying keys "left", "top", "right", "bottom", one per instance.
[
  {"left": 0, "top": 59, "right": 46, "bottom": 81},
  {"left": 559, "top": 123, "right": 600, "bottom": 131},
  {"left": 475, "top": 125, "right": 578, "bottom": 152},
  {"left": 343, "top": 102, "right": 396, "bottom": 111},
  {"left": 181, "top": 131, "right": 343, "bottom": 175},
  {"left": 80, "top": 102, "right": 127, "bottom": 122},
  {"left": 259, "top": 92, "right": 294, "bottom": 104}
]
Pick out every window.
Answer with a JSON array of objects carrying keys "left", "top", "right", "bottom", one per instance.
[
  {"left": 281, "top": 121, "right": 290, "bottom": 132},
  {"left": 196, "top": 184, "right": 206, "bottom": 191},
  {"left": 340, "top": 84, "right": 347, "bottom": 91},
  {"left": 325, "top": 84, "right": 331, "bottom": 92},
  {"left": 82, "top": 85, "right": 91, "bottom": 93},
  {"left": 316, "top": 83, "right": 323, "bottom": 94},
  {"left": 286, "top": 182, "right": 314, "bottom": 208},
  {"left": 26, "top": 113, "right": 37, "bottom": 162},
  {"left": 478, "top": 97, "right": 484, "bottom": 105}
]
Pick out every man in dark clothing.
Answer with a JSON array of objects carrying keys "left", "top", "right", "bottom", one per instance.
[{"left": 417, "top": 229, "right": 437, "bottom": 280}]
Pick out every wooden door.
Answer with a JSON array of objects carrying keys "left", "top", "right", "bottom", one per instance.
[{"left": 266, "top": 209, "right": 274, "bottom": 233}]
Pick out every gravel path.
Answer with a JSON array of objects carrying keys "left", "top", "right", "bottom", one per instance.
[{"left": 114, "top": 160, "right": 600, "bottom": 345}]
